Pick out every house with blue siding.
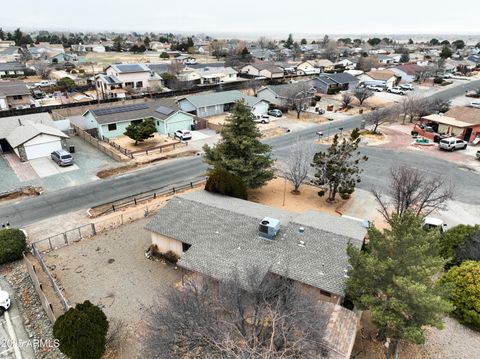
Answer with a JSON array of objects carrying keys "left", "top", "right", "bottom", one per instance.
[{"left": 82, "top": 100, "right": 195, "bottom": 139}]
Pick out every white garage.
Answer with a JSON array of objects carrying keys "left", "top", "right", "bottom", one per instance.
[{"left": 7, "top": 121, "right": 68, "bottom": 161}]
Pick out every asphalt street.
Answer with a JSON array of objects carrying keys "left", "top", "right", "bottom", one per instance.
[{"left": 1, "top": 80, "right": 479, "bottom": 227}]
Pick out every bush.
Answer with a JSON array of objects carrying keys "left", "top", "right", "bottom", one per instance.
[
  {"left": 53, "top": 300, "right": 109, "bottom": 359},
  {"left": 327, "top": 87, "right": 341, "bottom": 95},
  {"left": 455, "top": 231, "right": 480, "bottom": 263},
  {"left": 0, "top": 228, "right": 27, "bottom": 264},
  {"left": 205, "top": 168, "right": 248, "bottom": 200},
  {"left": 162, "top": 250, "right": 180, "bottom": 264},
  {"left": 441, "top": 261, "right": 480, "bottom": 330},
  {"left": 439, "top": 224, "right": 480, "bottom": 267},
  {"left": 434, "top": 77, "right": 444, "bottom": 84}
]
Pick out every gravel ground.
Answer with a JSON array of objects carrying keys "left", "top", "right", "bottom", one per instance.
[
  {"left": 43, "top": 218, "right": 182, "bottom": 358},
  {"left": 1, "top": 262, "right": 66, "bottom": 359}
]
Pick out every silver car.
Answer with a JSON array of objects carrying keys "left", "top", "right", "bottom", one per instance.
[
  {"left": 438, "top": 137, "right": 467, "bottom": 151},
  {"left": 51, "top": 149, "right": 74, "bottom": 166}
]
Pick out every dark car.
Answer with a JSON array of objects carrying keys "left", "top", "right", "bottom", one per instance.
[{"left": 51, "top": 149, "right": 74, "bottom": 166}]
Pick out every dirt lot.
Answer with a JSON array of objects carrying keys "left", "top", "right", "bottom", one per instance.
[
  {"left": 248, "top": 177, "right": 347, "bottom": 215},
  {"left": 113, "top": 133, "right": 177, "bottom": 151},
  {"left": 84, "top": 52, "right": 220, "bottom": 66},
  {"left": 44, "top": 218, "right": 182, "bottom": 358}
]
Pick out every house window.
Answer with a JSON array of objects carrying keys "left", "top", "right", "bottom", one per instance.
[
  {"left": 320, "top": 290, "right": 332, "bottom": 297},
  {"left": 131, "top": 119, "right": 143, "bottom": 126},
  {"left": 108, "top": 123, "right": 117, "bottom": 131},
  {"left": 12, "top": 95, "right": 23, "bottom": 100},
  {"left": 136, "top": 81, "right": 143, "bottom": 88},
  {"left": 182, "top": 242, "right": 191, "bottom": 252},
  {"left": 125, "top": 82, "right": 134, "bottom": 88}
]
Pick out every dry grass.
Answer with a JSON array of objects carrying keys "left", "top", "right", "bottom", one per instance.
[
  {"left": 248, "top": 177, "right": 347, "bottom": 215},
  {"left": 113, "top": 133, "right": 176, "bottom": 152}
]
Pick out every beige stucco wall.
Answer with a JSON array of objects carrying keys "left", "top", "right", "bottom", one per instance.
[{"left": 151, "top": 232, "right": 183, "bottom": 257}]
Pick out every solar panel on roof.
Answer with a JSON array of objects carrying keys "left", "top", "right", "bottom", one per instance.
[
  {"left": 116, "top": 64, "right": 146, "bottom": 73},
  {"left": 155, "top": 106, "right": 175, "bottom": 116},
  {"left": 92, "top": 104, "right": 149, "bottom": 116}
]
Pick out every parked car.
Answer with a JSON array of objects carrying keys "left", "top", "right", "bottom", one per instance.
[
  {"left": 387, "top": 87, "right": 405, "bottom": 95},
  {"left": 174, "top": 130, "right": 192, "bottom": 141},
  {"left": 34, "top": 80, "right": 55, "bottom": 87},
  {"left": 254, "top": 114, "right": 270, "bottom": 124},
  {"left": 0, "top": 290, "right": 11, "bottom": 315},
  {"left": 51, "top": 149, "right": 74, "bottom": 166},
  {"left": 476, "top": 150, "right": 480, "bottom": 160},
  {"left": 268, "top": 109, "right": 283, "bottom": 117},
  {"left": 366, "top": 85, "right": 383, "bottom": 92},
  {"left": 438, "top": 137, "right": 467, "bottom": 151},
  {"left": 399, "top": 84, "right": 414, "bottom": 91},
  {"left": 470, "top": 101, "right": 480, "bottom": 109}
]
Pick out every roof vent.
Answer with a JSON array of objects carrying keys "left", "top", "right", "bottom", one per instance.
[{"left": 259, "top": 217, "right": 280, "bottom": 240}]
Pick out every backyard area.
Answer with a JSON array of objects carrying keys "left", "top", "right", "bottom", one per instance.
[{"left": 43, "top": 217, "right": 182, "bottom": 358}]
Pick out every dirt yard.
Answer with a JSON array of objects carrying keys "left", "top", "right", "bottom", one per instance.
[
  {"left": 248, "top": 177, "right": 347, "bottom": 215},
  {"left": 352, "top": 312, "right": 480, "bottom": 359},
  {"left": 113, "top": 133, "right": 177, "bottom": 151},
  {"left": 44, "top": 218, "right": 182, "bottom": 358}
]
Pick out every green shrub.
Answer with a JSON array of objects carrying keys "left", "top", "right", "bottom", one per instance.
[
  {"left": 439, "top": 224, "right": 480, "bottom": 267},
  {"left": 163, "top": 250, "right": 180, "bottom": 264},
  {"left": 327, "top": 87, "right": 341, "bottom": 95},
  {"left": 53, "top": 300, "right": 109, "bottom": 359},
  {"left": 441, "top": 261, "right": 480, "bottom": 330},
  {"left": 0, "top": 228, "right": 27, "bottom": 264},
  {"left": 434, "top": 77, "right": 444, "bottom": 84},
  {"left": 205, "top": 168, "right": 248, "bottom": 200}
]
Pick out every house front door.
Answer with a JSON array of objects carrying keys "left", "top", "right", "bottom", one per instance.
[{"left": 463, "top": 127, "right": 473, "bottom": 142}]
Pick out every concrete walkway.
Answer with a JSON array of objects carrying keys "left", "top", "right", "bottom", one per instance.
[{"left": 0, "top": 277, "right": 35, "bottom": 359}]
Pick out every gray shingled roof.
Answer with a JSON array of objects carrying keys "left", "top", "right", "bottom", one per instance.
[
  {"left": 6, "top": 121, "right": 68, "bottom": 148},
  {"left": 0, "top": 62, "right": 27, "bottom": 72},
  {"left": 145, "top": 191, "right": 366, "bottom": 295},
  {"left": 261, "top": 83, "right": 315, "bottom": 98},
  {"left": 0, "top": 82, "right": 30, "bottom": 97},
  {"left": 0, "top": 113, "right": 54, "bottom": 139},
  {"left": 84, "top": 99, "right": 184, "bottom": 125},
  {"left": 180, "top": 90, "right": 264, "bottom": 109}
]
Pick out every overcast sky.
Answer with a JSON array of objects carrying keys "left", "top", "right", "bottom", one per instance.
[{"left": 1, "top": 0, "right": 479, "bottom": 36}]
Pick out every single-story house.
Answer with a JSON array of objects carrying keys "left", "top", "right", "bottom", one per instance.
[
  {"left": 274, "top": 62, "right": 299, "bottom": 75},
  {"left": 335, "top": 59, "right": 357, "bottom": 70},
  {"left": 358, "top": 69, "right": 400, "bottom": 88},
  {"left": 192, "top": 66, "right": 238, "bottom": 85},
  {"left": 0, "top": 62, "right": 27, "bottom": 77},
  {"left": 145, "top": 190, "right": 367, "bottom": 304},
  {"left": 0, "top": 113, "right": 67, "bottom": 160},
  {"left": 311, "top": 59, "right": 335, "bottom": 72},
  {"left": 467, "top": 54, "right": 480, "bottom": 65},
  {"left": 375, "top": 55, "right": 395, "bottom": 64},
  {"left": 240, "top": 63, "right": 284, "bottom": 79},
  {"left": 414, "top": 107, "right": 480, "bottom": 143},
  {"left": 296, "top": 61, "right": 321, "bottom": 75},
  {"left": 0, "top": 46, "right": 21, "bottom": 63},
  {"left": 311, "top": 72, "right": 359, "bottom": 93},
  {"left": 0, "top": 82, "right": 33, "bottom": 110},
  {"left": 179, "top": 90, "right": 269, "bottom": 117},
  {"left": 256, "top": 82, "right": 316, "bottom": 107},
  {"left": 82, "top": 100, "right": 195, "bottom": 139},
  {"left": 391, "top": 64, "right": 427, "bottom": 83},
  {"left": 250, "top": 49, "right": 275, "bottom": 61}
]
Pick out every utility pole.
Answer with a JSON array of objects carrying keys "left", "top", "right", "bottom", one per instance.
[{"left": 92, "top": 64, "right": 101, "bottom": 102}]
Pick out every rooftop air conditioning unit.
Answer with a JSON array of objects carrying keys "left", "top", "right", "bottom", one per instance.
[{"left": 259, "top": 217, "right": 280, "bottom": 240}]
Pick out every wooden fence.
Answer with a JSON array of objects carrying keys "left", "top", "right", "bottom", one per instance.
[{"left": 72, "top": 124, "right": 126, "bottom": 161}]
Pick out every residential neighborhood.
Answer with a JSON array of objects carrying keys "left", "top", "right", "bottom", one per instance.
[{"left": 0, "top": 2, "right": 479, "bottom": 359}]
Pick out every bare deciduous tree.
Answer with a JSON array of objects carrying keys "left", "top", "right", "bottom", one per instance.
[
  {"left": 364, "top": 107, "right": 398, "bottom": 133},
  {"left": 354, "top": 87, "right": 374, "bottom": 105},
  {"left": 285, "top": 83, "right": 316, "bottom": 119},
  {"left": 167, "top": 60, "right": 185, "bottom": 75},
  {"left": 143, "top": 270, "right": 331, "bottom": 359},
  {"left": 33, "top": 60, "right": 51, "bottom": 79},
  {"left": 280, "top": 139, "right": 315, "bottom": 193},
  {"left": 341, "top": 93, "right": 354, "bottom": 109},
  {"left": 373, "top": 165, "right": 454, "bottom": 220}
]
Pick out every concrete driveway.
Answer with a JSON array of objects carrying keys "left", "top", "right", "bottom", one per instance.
[{"left": 29, "top": 158, "right": 79, "bottom": 178}]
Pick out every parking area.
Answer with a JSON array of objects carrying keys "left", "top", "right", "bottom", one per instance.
[
  {"left": 0, "top": 136, "right": 122, "bottom": 194},
  {"left": 43, "top": 217, "right": 181, "bottom": 358}
]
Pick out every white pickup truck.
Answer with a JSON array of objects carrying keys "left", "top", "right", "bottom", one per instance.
[{"left": 34, "top": 80, "right": 56, "bottom": 87}]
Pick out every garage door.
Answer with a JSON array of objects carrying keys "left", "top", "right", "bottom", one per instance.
[{"left": 24, "top": 140, "right": 62, "bottom": 160}]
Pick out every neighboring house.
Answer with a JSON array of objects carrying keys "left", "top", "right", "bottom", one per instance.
[
  {"left": 391, "top": 64, "right": 427, "bottom": 83},
  {"left": 71, "top": 44, "right": 105, "bottom": 53},
  {"left": 467, "top": 54, "right": 480, "bottom": 65},
  {"left": 184, "top": 66, "right": 238, "bottom": 85},
  {"left": 145, "top": 190, "right": 367, "bottom": 305},
  {"left": 240, "top": 63, "right": 284, "bottom": 79},
  {"left": 444, "top": 58, "right": 476, "bottom": 73},
  {"left": 96, "top": 63, "right": 163, "bottom": 99},
  {"left": 296, "top": 61, "right": 321, "bottom": 75},
  {"left": 0, "top": 46, "right": 21, "bottom": 63},
  {"left": 256, "top": 82, "right": 316, "bottom": 107},
  {"left": 335, "top": 59, "right": 356, "bottom": 70},
  {"left": 0, "top": 113, "right": 67, "bottom": 160},
  {"left": 275, "top": 62, "right": 299, "bottom": 75},
  {"left": 50, "top": 52, "right": 77, "bottom": 64},
  {"left": 415, "top": 107, "right": 480, "bottom": 143},
  {"left": 0, "top": 82, "right": 33, "bottom": 110},
  {"left": 311, "top": 72, "right": 359, "bottom": 93},
  {"left": 0, "top": 62, "right": 27, "bottom": 78},
  {"left": 358, "top": 69, "right": 400, "bottom": 88},
  {"left": 375, "top": 55, "right": 395, "bottom": 64},
  {"left": 250, "top": 49, "right": 275, "bottom": 61},
  {"left": 179, "top": 90, "right": 269, "bottom": 117},
  {"left": 82, "top": 100, "right": 195, "bottom": 139},
  {"left": 149, "top": 41, "right": 170, "bottom": 52},
  {"left": 311, "top": 59, "right": 335, "bottom": 72}
]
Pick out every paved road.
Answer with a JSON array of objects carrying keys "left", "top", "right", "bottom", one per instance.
[{"left": 1, "top": 80, "right": 479, "bottom": 227}]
